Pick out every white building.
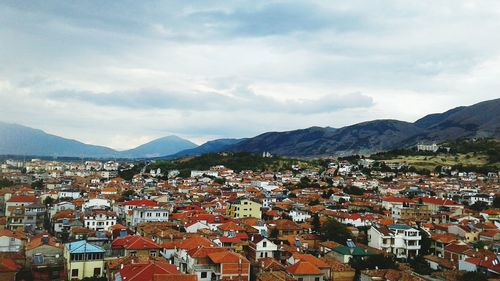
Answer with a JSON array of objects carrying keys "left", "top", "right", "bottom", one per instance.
[
  {"left": 58, "top": 189, "right": 81, "bottom": 199},
  {"left": 289, "top": 209, "right": 311, "bottom": 223},
  {"left": 83, "top": 210, "right": 117, "bottom": 231},
  {"left": 0, "top": 230, "right": 23, "bottom": 252},
  {"left": 368, "top": 224, "right": 421, "bottom": 260},
  {"left": 416, "top": 143, "right": 439, "bottom": 152},
  {"left": 131, "top": 207, "right": 169, "bottom": 227},
  {"left": 190, "top": 170, "right": 219, "bottom": 177}
]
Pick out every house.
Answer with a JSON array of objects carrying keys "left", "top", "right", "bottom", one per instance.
[
  {"left": 226, "top": 198, "right": 262, "bottom": 219},
  {"left": 58, "top": 189, "right": 82, "bottom": 199},
  {"left": 111, "top": 235, "right": 161, "bottom": 258},
  {"left": 270, "top": 219, "right": 304, "bottom": 237},
  {"left": 25, "top": 234, "right": 65, "bottom": 281},
  {"left": 0, "top": 258, "right": 22, "bottom": 281},
  {"left": 64, "top": 240, "right": 105, "bottom": 280},
  {"left": 328, "top": 241, "right": 377, "bottom": 264},
  {"left": 247, "top": 235, "right": 278, "bottom": 262},
  {"left": 83, "top": 209, "right": 117, "bottom": 231},
  {"left": 289, "top": 210, "right": 311, "bottom": 223},
  {"left": 368, "top": 224, "right": 421, "bottom": 260},
  {"left": 287, "top": 253, "right": 331, "bottom": 281},
  {"left": 115, "top": 260, "right": 197, "bottom": 281},
  {"left": 131, "top": 207, "right": 169, "bottom": 227},
  {"left": 5, "top": 195, "right": 38, "bottom": 217},
  {"left": 208, "top": 251, "right": 251, "bottom": 281},
  {"left": 286, "top": 261, "right": 323, "bottom": 281},
  {"left": 0, "top": 229, "right": 23, "bottom": 252},
  {"left": 23, "top": 203, "right": 47, "bottom": 232}
]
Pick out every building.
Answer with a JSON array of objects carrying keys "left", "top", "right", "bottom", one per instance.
[
  {"left": 64, "top": 240, "right": 105, "bottom": 280},
  {"left": 131, "top": 207, "right": 169, "bottom": 227},
  {"left": 25, "top": 234, "right": 65, "bottom": 281},
  {"left": 23, "top": 203, "right": 47, "bottom": 232},
  {"left": 247, "top": 235, "right": 278, "bottom": 262},
  {"left": 111, "top": 235, "right": 161, "bottom": 258},
  {"left": 368, "top": 224, "right": 421, "bottom": 260},
  {"left": 0, "top": 229, "right": 23, "bottom": 252},
  {"left": 5, "top": 195, "right": 38, "bottom": 217},
  {"left": 416, "top": 143, "right": 439, "bottom": 152},
  {"left": 83, "top": 210, "right": 117, "bottom": 231},
  {"left": 226, "top": 199, "right": 262, "bottom": 219}
]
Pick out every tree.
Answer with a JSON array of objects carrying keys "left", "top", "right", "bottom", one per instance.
[
  {"left": 320, "top": 218, "right": 352, "bottom": 243},
  {"left": 349, "top": 255, "right": 397, "bottom": 270},
  {"left": 312, "top": 213, "right": 321, "bottom": 233},
  {"left": 459, "top": 271, "right": 488, "bottom": 281},
  {"left": 494, "top": 196, "right": 500, "bottom": 208},
  {"left": 470, "top": 201, "right": 489, "bottom": 212},
  {"left": 31, "top": 179, "right": 44, "bottom": 190},
  {"left": 309, "top": 199, "right": 320, "bottom": 206},
  {"left": 0, "top": 177, "right": 14, "bottom": 188},
  {"left": 43, "top": 196, "right": 54, "bottom": 206}
]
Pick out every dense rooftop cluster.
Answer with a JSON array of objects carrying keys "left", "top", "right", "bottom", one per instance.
[{"left": 0, "top": 155, "right": 499, "bottom": 281}]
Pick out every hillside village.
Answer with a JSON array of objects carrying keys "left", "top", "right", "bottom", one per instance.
[{"left": 0, "top": 154, "right": 500, "bottom": 281}]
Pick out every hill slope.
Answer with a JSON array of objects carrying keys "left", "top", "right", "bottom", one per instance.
[
  {"left": 119, "top": 136, "right": 197, "bottom": 158},
  {"left": 0, "top": 122, "right": 118, "bottom": 158}
]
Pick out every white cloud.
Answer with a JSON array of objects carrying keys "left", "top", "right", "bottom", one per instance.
[{"left": 1, "top": 1, "right": 500, "bottom": 149}]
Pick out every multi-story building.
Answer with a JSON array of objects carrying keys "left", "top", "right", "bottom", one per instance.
[
  {"left": 64, "top": 240, "right": 105, "bottom": 280},
  {"left": 23, "top": 203, "right": 47, "bottom": 232},
  {"left": 226, "top": 199, "right": 262, "bottom": 219},
  {"left": 247, "top": 235, "right": 278, "bottom": 262},
  {"left": 368, "top": 224, "right": 421, "bottom": 260},
  {"left": 130, "top": 207, "right": 169, "bottom": 227},
  {"left": 83, "top": 210, "right": 117, "bottom": 231}
]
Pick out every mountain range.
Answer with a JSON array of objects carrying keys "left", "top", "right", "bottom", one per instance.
[
  {"left": 0, "top": 98, "right": 499, "bottom": 158},
  {"left": 0, "top": 122, "right": 196, "bottom": 159}
]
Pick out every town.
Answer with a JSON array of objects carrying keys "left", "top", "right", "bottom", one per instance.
[{"left": 0, "top": 147, "right": 499, "bottom": 281}]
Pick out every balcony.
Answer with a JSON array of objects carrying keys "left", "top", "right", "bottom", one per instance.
[
  {"left": 403, "top": 235, "right": 421, "bottom": 241},
  {"left": 31, "top": 257, "right": 65, "bottom": 270}
]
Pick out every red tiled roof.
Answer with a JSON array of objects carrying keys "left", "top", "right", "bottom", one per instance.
[
  {"left": 118, "top": 261, "right": 180, "bottom": 281},
  {"left": 123, "top": 199, "right": 159, "bottom": 207},
  {"left": 112, "top": 235, "right": 161, "bottom": 250},
  {"left": 7, "top": 195, "right": 37, "bottom": 203}
]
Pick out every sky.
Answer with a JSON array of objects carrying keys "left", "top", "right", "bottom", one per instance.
[{"left": 1, "top": 1, "right": 500, "bottom": 150}]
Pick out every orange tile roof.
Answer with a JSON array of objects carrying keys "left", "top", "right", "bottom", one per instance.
[
  {"left": 208, "top": 251, "right": 249, "bottom": 264},
  {"left": 286, "top": 261, "right": 321, "bottom": 275}
]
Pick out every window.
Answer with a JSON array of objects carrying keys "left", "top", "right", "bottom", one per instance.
[
  {"left": 130, "top": 251, "right": 137, "bottom": 257},
  {"left": 263, "top": 242, "right": 267, "bottom": 247},
  {"left": 94, "top": 268, "right": 101, "bottom": 276},
  {"left": 298, "top": 278, "right": 303, "bottom": 281},
  {"left": 72, "top": 269, "right": 79, "bottom": 277},
  {"left": 150, "top": 250, "right": 157, "bottom": 257},
  {"left": 201, "top": 272, "right": 208, "bottom": 278},
  {"left": 315, "top": 278, "right": 320, "bottom": 281}
]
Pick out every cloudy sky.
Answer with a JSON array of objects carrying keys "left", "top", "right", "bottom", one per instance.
[{"left": 1, "top": 1, "right": 499, "bottom": 150}]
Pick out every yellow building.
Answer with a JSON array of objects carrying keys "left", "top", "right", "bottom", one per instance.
[
  {"left": 227, "top": 198, "right": 262, "bottom": 219},
  {"left": 64, "top": 240, "right": 105, "bottom": 280}
]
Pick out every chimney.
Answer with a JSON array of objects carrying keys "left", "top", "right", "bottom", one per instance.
[{"left": 42, "top": 235, "right": 49, "bottom": 245}]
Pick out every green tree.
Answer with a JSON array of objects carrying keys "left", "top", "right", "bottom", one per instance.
[
  {"left": 459, "top": 271, "right": 488, "bottom": 281},
  {"left": 31, "top": 179, "right": 44, "bottom": 190},
  {"left": 43, "top": 196, "right": 54, "bottom": 206},
  {"left": 309, "top": 199, "right": 320, "bottom": 206},
  {"left": 320, "top": 218, "right": 352, "bottom": 243},
  {"left": 312, "top": 213, "right": 321, "bottom": 233}
]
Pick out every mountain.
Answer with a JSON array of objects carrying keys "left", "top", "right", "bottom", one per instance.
[
  {"left": 196, "top": 98, "right": 500, "bottom": 157},
  {"left": 0, "top": 122, "right": 198, "bottom": 158},
  {"left": 416, "top": 98, "right": 500, "bottom": 140},
  {"left": 0, "top": 122, "right": 118, "bottom": 158},
  {"left": 119, "top": 136, "right": 197, "bottom": 158},
  {"left": 1, "top": 98, "right": 498, "bottom": 158},
  {"left": 165, "top": 138, "right": 244, "bottom": 159},
  {"left": 230, "top": 121, "right": 424, "bottom": 156}
]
